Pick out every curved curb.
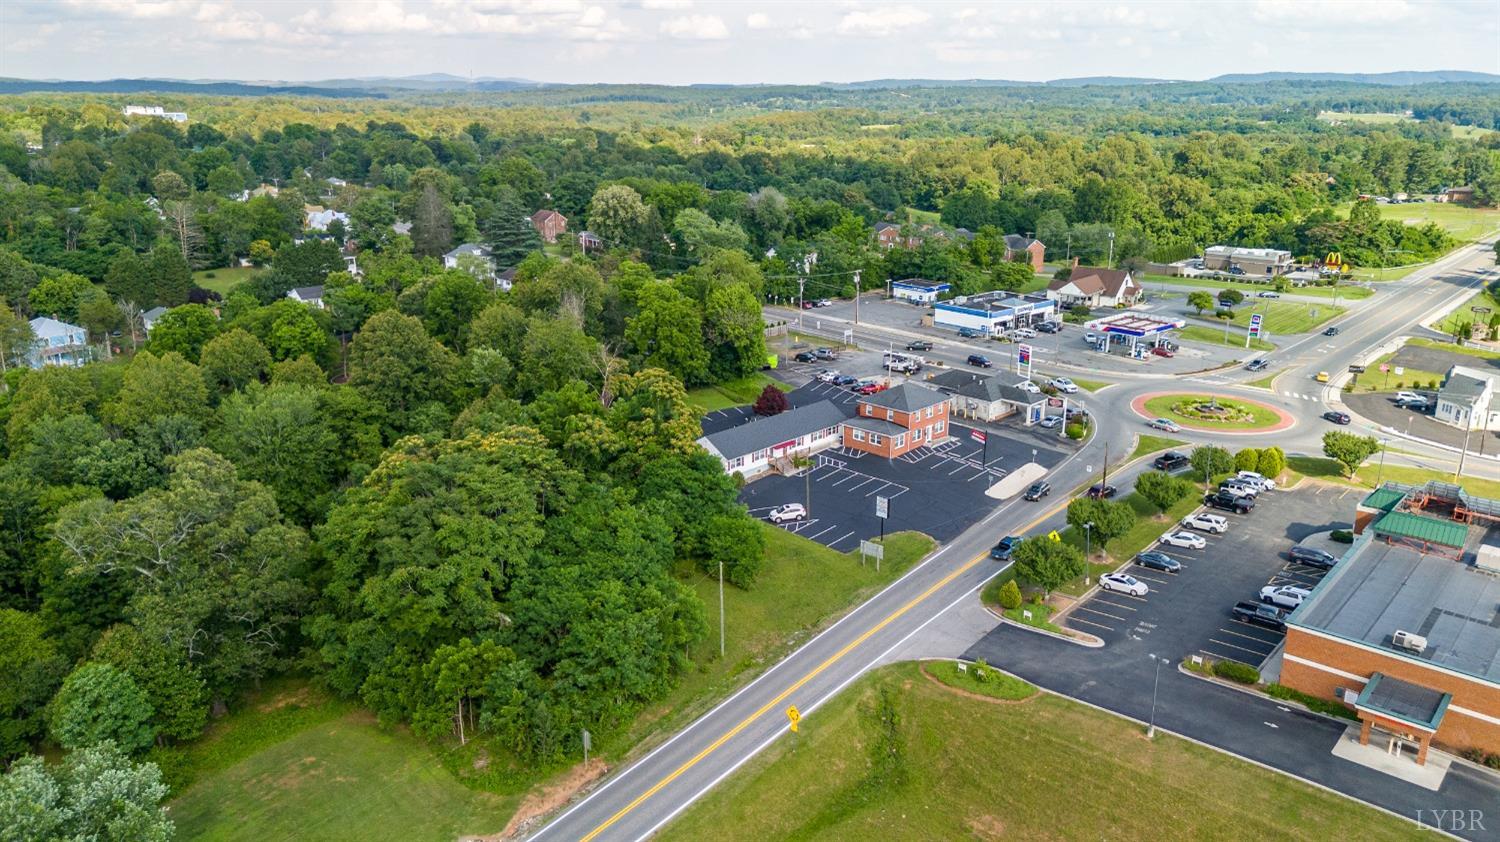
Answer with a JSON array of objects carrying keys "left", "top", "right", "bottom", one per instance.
[
  {"left": 1130, "top": 391, "right": 1297, "bottom": 436},
  {"left": 983, "top": 604, "right": 1104, "bottom": 648},
  {"left": 918, "top": 659, "right": 1040, "bottom": 705}
]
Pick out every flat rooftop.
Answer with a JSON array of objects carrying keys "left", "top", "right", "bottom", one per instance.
[
  {"left": 937, "top": 292, "right": 1051, "bottom": 313},
  {"left": 1291, "top": 529, "right": 1500, "bottom": 685}
]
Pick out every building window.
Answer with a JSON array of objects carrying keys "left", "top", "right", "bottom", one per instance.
[
  {"left": 852, "top": 429, "right": 865, "bottom": 442},
  {"left": 935, "top": 421, "right": 945, "bottom": 434},
  {"left": 865, "top": 404, "right": 873, "bottom": 416},
  {"left": 895, "top": 434, "right": 906, "bottom": 448},
  {"left": 925, "top": 406, "right": 934, "bottom": 419},
  {"left": 870, "top": 434, "right": 882, "bottom": 446},
  {"left": 886, "top": 409, "right": 894, "bottom": 421}
]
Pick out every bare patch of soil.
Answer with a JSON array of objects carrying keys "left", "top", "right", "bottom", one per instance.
[{"left": 468, "top": 758, "right": 610, "bottom": 842}]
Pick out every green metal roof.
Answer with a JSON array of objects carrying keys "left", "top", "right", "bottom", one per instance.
[
  {"left": 1360, "top": 484, "right": 1409, "bottom": 513},
  {"left": 1355, "top": 673, "right": 1451, "bottom": 732},
  {"left": 1371, "top": 511, "right": 1468, "bottom": 549}
]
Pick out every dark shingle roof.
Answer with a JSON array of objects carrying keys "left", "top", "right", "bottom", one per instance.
[
  {"left": 1439, "top": 365, "right": 1490, "bottom": 402},
  {"left": 928, "top": 370, "right": 1042, "bottom": 405},
  {"left": 858, "top": 383, "right": 947, "bottom": 413},
  {"left": 1004, "top": 234, "right": 1039, "bottom": 250},
  {"left": 698, "top": 400, "right": 847, "bottom": 459},
  {"left": 291, "top": 285, "right": 324, "bottom": 300}
]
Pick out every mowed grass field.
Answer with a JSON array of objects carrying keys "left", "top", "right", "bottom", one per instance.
[
  {"left": 1178, "top": 324, "right": 1275, "bottom": 351},
  {"left": 1219, "top": 300, "right": 1344, "bottom": 334},
  {"left": 193, "top": 266, "right": 263, "bottom": 296},
  {"left": 1318, "top": 110, "right": 1496, "bottom": 141},
  {"left": 1141, "top": 274, "right": 1373, "bottom": 301},
  {"left": 1339, "top": 200, "right": 1500, "bottom": 242},
  {"left": 659, "top": 662, "right": 1430, "bottom": 842},
  {"left": 686, "top": 372, "right": 792, "bottom": 412}
]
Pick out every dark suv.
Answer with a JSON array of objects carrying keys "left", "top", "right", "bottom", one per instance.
[
  {"left": 1204, "top": 490, "right": 1253, "bottom": 513},
  {"left": 1289, "top": 545, "right": 1338, "bottom": 569},
  {"left": 906, "top": 340, "right": 933, "bottom": 351},
  {"left": 1023, "top": 481, "right": 1051, "bottom": 502},
  {"left": 1153, "top": 452, "right": 1189, "bottom": 471},
  {"left": 1086, "top": 484, "right": 1118, "bottom": 500},
  {"left": 967, "top": 354, "right": 993, "bottom": 368},
  {"left": 1233, "top": 600, "right": 1286, "bottom": 630},
  {"left": 990, "top": 536, "right": 1022, "bottom": 561}
]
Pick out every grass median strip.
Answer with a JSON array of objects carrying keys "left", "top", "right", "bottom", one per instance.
[
  {"left": 658, "top": 663, "right": 1432, "bottom": 842},
  {"left": 1178, "top": 324, "right": 1275, "bottom": 352},
  {"left": 925, "top": 660, "right": 1037, "bottom": 701}
]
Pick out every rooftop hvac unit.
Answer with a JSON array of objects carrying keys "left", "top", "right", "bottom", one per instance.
[
  {"left": 1392, "top": 630, "right": 1427, "bottom": 654},
  {"left": 1476, "top": 543, "right": 1500, "bottom": 574}
]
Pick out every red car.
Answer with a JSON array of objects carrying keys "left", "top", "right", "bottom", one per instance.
[
  {"left": 801, "top": 301, "right": 815, "bottom": 309},
  {"left": 1151, "top": 346, "right": 1174, "bottom": 358}
]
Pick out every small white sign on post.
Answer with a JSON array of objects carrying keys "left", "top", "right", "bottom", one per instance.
[
  {"left": 859, "top": 540, "right": 884, "bottom": 569},
  {"left": 1022, "top": 609, "right": 1033, "bottom": 621},
  {"left": 875, "top": 496, "right": 889, "bottom": 520},
  {"left": 1191, "top": 655, "right": 1202, "bottom": 666}
]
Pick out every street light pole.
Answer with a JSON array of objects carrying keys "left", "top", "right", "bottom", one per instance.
[{"left": 1148, "top": 654, "right": 1163, "bottom": 739}]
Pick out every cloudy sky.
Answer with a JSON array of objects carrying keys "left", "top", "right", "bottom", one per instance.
[{"left": 2, "top": 0, "right": 1496, "bottom": 85}]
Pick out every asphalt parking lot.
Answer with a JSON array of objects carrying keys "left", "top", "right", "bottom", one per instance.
[
  {"left": 1063, "top": 482, "right": 1360, "bottom": 669},
  {"left": 1343, "top": 391, "right": 1500, "bottom": 451},
  {"left": 740, "top": 417, "right": 1066, "bottom": 551}
]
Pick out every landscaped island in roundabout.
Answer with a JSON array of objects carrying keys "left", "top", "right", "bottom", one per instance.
[{"left": 1134, "top": 392, "right": 1296, "bottom": 433}]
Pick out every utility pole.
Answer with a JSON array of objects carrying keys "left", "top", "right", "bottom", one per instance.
[
  {"left": 798, "top": 275, "right": 806, "bottom": 330},
  {"left": 1456, "top": 428, "right": 1473, "bottom": 483},
  {"left": 1148, "top": 654, "right": 1162, "bottom": 739},
  {"left": 719, "top": 560, "right": 725, "bottom": 659},
  {"left": 853, "top": 269, "right": 861, "bottom": 325},
  {"left": 1107, "top": 231, "right": 1115, "bottom": 269}
]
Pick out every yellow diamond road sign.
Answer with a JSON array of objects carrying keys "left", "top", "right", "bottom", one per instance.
[
  {"left": 786, "top": 705, "right": 801, "bottom": 732},
  {"left": 1048, "top": 530, "right": 1062, "bottom": 542}
]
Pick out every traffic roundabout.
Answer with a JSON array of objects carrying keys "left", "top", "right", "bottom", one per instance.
[{"left": 1131, "top": 391, "right": 1297, "bottom": 435}]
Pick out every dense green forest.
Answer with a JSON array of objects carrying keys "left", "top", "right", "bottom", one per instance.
[{"left": 0, "top": 80, "right": 1497, "bottom": 833}]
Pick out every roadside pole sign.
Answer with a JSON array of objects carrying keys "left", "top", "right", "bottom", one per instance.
[
  {"left": 786, "top": 705, "right": 801, "bottom": 733},
  {"left": 1380, "top": 364, "right": 1389, "bottom": 373},
  {"left": 1395, "top": 366, "right": 1405, "bottom": 376},
  {"left": 971, "top": 429, "right": 986, "bottom": 444},
  {"left": 1017, "top": 343, "right": 1033, "bottom": 378},
  {"left": 1246, "top": 313, "right": 1263, "bottom": 349},
  {"left": 582, "top": 729, "right": 592, "bottom": 764},
  {"left": 875, "top": 495, "right": 890, "bottom": 519},
  {"left": 1047, "top": 530, "right": 1062, "bottom": 542},
  {"left": 859, "top": 540, "right": 885, "bottom": 560}
]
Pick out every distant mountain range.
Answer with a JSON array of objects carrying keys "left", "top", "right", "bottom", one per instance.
[{"left": 0, "top": 70, "right": 1494, "bottom": 98}]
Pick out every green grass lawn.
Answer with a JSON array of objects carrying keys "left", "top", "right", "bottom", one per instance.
[
  {"left": 925, "top": 660, "right": 1036, "bottom": 701},
  {"left": 1359, "top": 201, "right": 1500, "bottom": 242},
  {"left": 1071, "top": 376, "right": 1110, "bottom": 392},
  {"left": 1002, "top": 602, "right": 1065, "bottom": 634},
  {"left": 1289, "top": 456, "right": 1500, "bottom": 499},
  {"left": 903, "top": 207, "right": 941, "bottom": 225},
  {"left": 1141, "top": 273, "right": 1373, "bottom": 301},
  {"left": 687, "top": 372, "right": 792, "bottom": 412},
  {"left": 193, "top": 266, "right": 263, "bottom": 296},
  {"left": 1247, "top": 369, "right": 1285, "bottom": 390},
  {"left": 1213, "top": 301, "right": 1344, "bottom": 335},
  {"left": 1318, "top": 111, "right": 1493, "bottom": 141},
  {"left": 1405, "top": 337, "right": 1500, "bottom": 360},
  {"left": 1143, "top": 394, "right": 1283, "bottom": 430},
  {"left": 164, "top": 685, "right": 514, "bottom": 842},
  {"left": 1433, "top": 288, "right": 1500, "bottom": 333},
  {"left": 1129, "top": 434, "right": 1186, "bottom": 462},
  {"left": 1178, "top": 324, "right": 1275, "bottom": 352},
  {"left": 659, "top": 663, "right": 1429, "bottom": 842},
  {"left": 1350, "top": 347, "right": 1445, "bottom": 393}
]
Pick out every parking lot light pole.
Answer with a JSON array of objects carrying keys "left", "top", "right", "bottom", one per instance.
[
  {"left": 1084, "top": 522, "right": 1094, "bottom": 585},
  {"left": 1148, "top": 653, "right": 1163, "bottom": 739}
]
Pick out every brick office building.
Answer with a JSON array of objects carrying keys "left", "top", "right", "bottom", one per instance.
[
  {"left": 842, "top": 383, "right": 950, "bottom": 458},
  {"left": 1281, "top": 482, "right": 1500, "bottom": 763}
]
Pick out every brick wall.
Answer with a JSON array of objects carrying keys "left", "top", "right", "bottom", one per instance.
[{"left": 1282, "top": 627, "right": 1500, "bottom": 753}]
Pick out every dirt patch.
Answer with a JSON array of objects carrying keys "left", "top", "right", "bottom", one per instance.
[
  {"left": 918, "top": 663, "right": 1036, "bottom": 706},
  {"left": 256, "top": 684, "right": 322, "bottom": 713},
  {"left": 967, "top": 814, "right": 1007, "bottom": 840},
  {"left": 468, "top": 757, "right": 609, "bottom": 842}
]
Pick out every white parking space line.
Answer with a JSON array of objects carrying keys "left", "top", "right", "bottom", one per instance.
[
  {"left": 1219, "top": 627, "right": 1281, "bottom": 645},
  {"left": 947, "top": 464, "right": 968, "bottom": 476},
  {"left": 1130, "top": 572, "right": 1173, "bottom": 585},
  {"left": 847, "top": 477, "right": 876, "bottom": 491},
  {"left": 828, "top": 530, "right": 856, "bottom": 548},
  {"left": 1209, "top": 637, "right": 1272, "bottom": 657},
  {"left": 830, "top": 472, "right": 861, "bottom": 487},
  {"left": 1200, "top": 647, "right": 1248, "bottom": 663},
  {"left": 1067, "top": 616, "right": 1117, "bottom": 632},
  {"left": 1075, "top": 605, "right": 1129, "bottom": 623},
  {"left": 806, "top": 524, "right": 839, "bottom": 542},
  {"left": 1091, "top": 598, "right": 1138, "bottom": 613}
]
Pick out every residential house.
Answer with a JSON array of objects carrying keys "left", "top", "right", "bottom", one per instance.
[
  {"left": 141, "top": 306, "right": 169, "bottom": 334},
  {"left": 236, "top": 184, "right": 280, "bottom": 202},
  {"left": 26, "top": 317, "right": 89, "bottom": 369},
  {"left": 444, "top": 243, "right": 498, "bottom": 285},
  {"left": 496, "top": 267, "right": 517, "bottom": 291},
  {"left": 1046, "top": 266, "right": 1141, "bottom": 308},
  {"left": 531, "top": 210, "right": 567, "bottom": 243},
  {"left": 287, "top": 286, "right": 326, "bottom": 308},
  {"left": 1438, "top": 186, "right": 1476, "bottom": 205},
  {"left": 929, "top": 369, "right": 1050, "bottom": 425},
  {"left": 842, "top": 383, "right": 951, "bottom": 458},
  {"left": 122, "top": 105, "right": 187, "bottom": 123},
  {"left": 392, "top": 221, "right": 413, "bottom": 236},
  {"left": 696, "top": 400, "right": 847, "bottom": 478},
  {"left": 1002, "top": 234, "right": 1046, "bottom": 273},
  {"left": 874, "top": 222, "right": 921, "bottom": 250},
  {"left": 578, "top": 230, "right": 604, "bottom": 253},
  {"left": 304, "top": 206, "right": 350, "bottom": 232},
  {"left": 1435, "top": 365, "right": 1498, "bottom": 431}
]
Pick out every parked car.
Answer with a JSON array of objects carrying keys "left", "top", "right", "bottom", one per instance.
[
  {"left": 906, "top": 340, "right": 933, "bottom": 351},
  {"left": 801, "top": 301, "right": 814, "bottom": 309},
  {"left": 1245, "top": 358, "right": 1270, "bottom": 372},
  {"left": 1135, "top": 551, "right": 1182, "bottom": 573},
  {"left": 990, "top": 536, "right": 1022, "bottom": 561},
  {"left": 832, "top": 374, "right": 858, "bottom": 386},
  {"left": 1016, "top": 380, "right": 1041, "bottom": 394},
  {"left": 1324, "top": 326, "right": 1340, "bottom": 336},
  {"left": 1204, "top": 490, "right": 1254, "bottom": 513},
  {"left": 815, "top": 298, "right": 833, "bottom": 308},
  {"left": 1160, "top": 530, "right": 1207, "bottom": 550},
  {"left": 1023, "top": 481, "right": 1051, "bottom": 501},
  {"left": 1100, "top": 573, "right": 1148, "bottom": 596},
  {"left": 813, "top": 347, "right": 837, "bottom": 360},
  {"left": 768, "top": 503, "right": 807, "bottom": 524},
  {"left": 1260, "top": 585, "right": 1312, "bottom": 610},
  {"left": 1148, "top": 417, "right": 1182, "bottom": 433},
  {"left": 1397, "top": 396, "right": 1430, "bottom": 409},
  {"left": 1235, "top": 470, "right": 1277, "bottom": 490},
  {"left": 1083, "top": 332, "right": 1099, "bottom": 344},
  {"left": 854, "top": 380, "right": 888, "bottom": 395},
  {"left": 1012, "top": 327, "right": 1036, "bottom": 339},
  {"left": 1229, "top": 266, "right": 1246, "bottom": 276},
  {"left": 1322, "top": 410, "right": 1351, "bottom": 425},
  {"left": 967, "top": 354, "right": 993, "bottom": 368},
  {"left": 1233, "top": 600, "right": 1286, "bottom": 630},
  {"left": 1036, "top": 321, "right": 1060, "bottom": 334},
  {"left": 1151, "top": 346, "right": 1175, "bottom": 358},
  {"left": 1219, "top": 480, "right": 1260, "bottom": 499},
  {"left": 1182, "top": 513, "right": 1228, "bottom": 534},
  {"left": 958, "top": 327, "right": 984, "bottom": 339},
  {"left": 794, "top": 351, "right": 817, "bottom": 363},
  {"left": 1087, "top": 484, "right": 1118, "bottom": 500},
  {"left": 1065, "top": 406, "right": 1090, "bottom": 420},
  {"left": 816, "top": 369, "right": 839, "bottom": 383},
  {"left": 1049, "top": 377, "right": 1079, "bottom": 393},
  {"left": 1289, "top": 545, "right": 1338, "bottom": 569},
  {"left": 1153, "top": 452, "right": 1190, "bottom": 471},
  {"left": 1038, "top": 416, "right": 1063, "bottom": 429},
  {"left": 1257, "top": 291, "right": 1282, "bottom": 298}
]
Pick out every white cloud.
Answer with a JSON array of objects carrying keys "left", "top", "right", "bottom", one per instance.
[
  {"left": 745, "top": 12, "right": 772, "bottom": 29},
  {"left": 837, "top": 6, "right": 930, "bottom": 37},
  {"left": 641, "top": 0, "right": 693, "bottom": 8},
  {"left": 660, "top": 14, "right": 728, "bottom": 40},
  {"left": 62, "top": 0, "right": 196, "bottom": 19},
  {"left": 1253, "top": 0, "right": 1411, "bottom": 23}
]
